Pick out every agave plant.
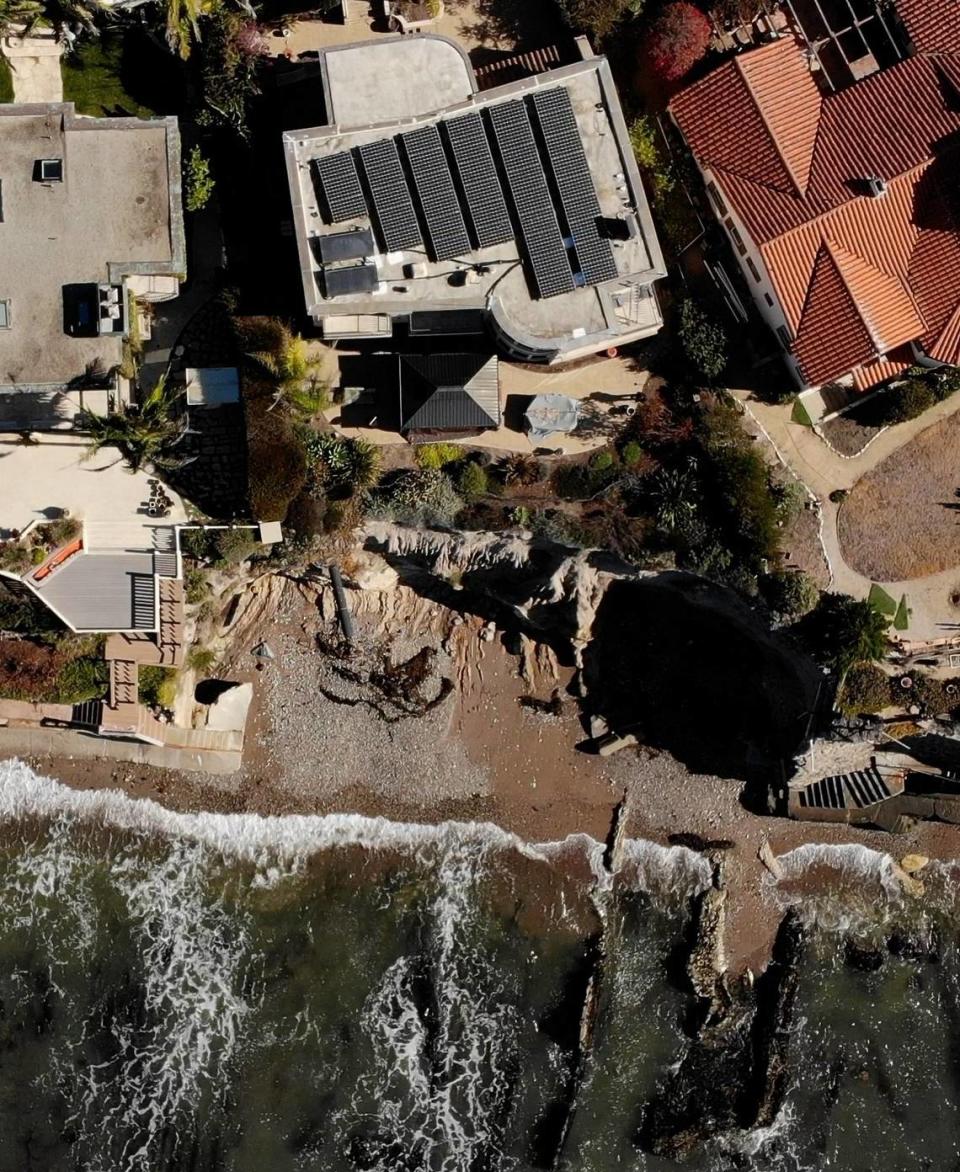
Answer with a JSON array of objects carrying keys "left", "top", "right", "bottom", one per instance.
[{"left": 78, "top": 374, "right": 188, "bottom": 473}]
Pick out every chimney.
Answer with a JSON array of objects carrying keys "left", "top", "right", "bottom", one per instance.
[{"left": 865, "top": 175, "right": 887, "bottom": 198}]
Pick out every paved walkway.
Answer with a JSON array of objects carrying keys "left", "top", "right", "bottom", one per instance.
[
  {"left": 735, "top": 391, "right": 960, "bottom": 645},
  {"left": 2, "top": 30, "right": 62, "bottom": 103}
]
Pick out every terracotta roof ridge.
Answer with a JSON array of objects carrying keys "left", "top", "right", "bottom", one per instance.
[
  {"left": 735, "top": 48, "right": 819, "bottom": 197},
  {"left": 824, "top": 236, "right": 924, "bottom": 353}
]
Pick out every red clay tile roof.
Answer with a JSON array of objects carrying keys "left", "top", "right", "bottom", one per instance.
[
  {"left": 669, "top": 33, "right": 960, "bottom": 385},
  {"left": 851, "top": 351, "right": 913, "bottom": 393},
  {"left": 898, "top": 0, "right": 960, "bottom": 54}
]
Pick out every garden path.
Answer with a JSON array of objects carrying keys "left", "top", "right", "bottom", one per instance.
[{"left": 733, "top": 390, "right": 960, "bottom": 645}]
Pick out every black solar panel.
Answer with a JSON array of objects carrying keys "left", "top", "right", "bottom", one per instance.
[
  {"left": 443, "top": 113, "right": 514, "bottom": 250},
  {"left": 401, "top": 125, "right": 471, "bottom": 262},
  {"left": 487, "top": 101, "right": 574, "bottom": 299},
  {"left": 357, "top": 139, "right": 422, "bottom": 253},
  {"left": 313, "top": 153, "right": 367, "bottom": 224},
  {"left": 313, "top": 227, "right": 375, "bottom": 264},
  {"left": 321, "top": 264, "right": 380, "bottom": 298},
  {"left": 530, "top": 88, "right": 618, "bottom": 286}
]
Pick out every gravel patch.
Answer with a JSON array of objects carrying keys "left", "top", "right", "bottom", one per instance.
[{"left": 819, "top": 411, "right": 882, "bottom": 457}]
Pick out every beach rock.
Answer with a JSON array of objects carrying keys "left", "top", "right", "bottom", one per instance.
[
  {"left": 843, "top": 939, "right": 884, "bottom": 971},
  {"left": 899, "top": 853, "right": 929, "bottom": 874},
  {"left": 345, "top": 551, "right": 398, "bottom": 593}
]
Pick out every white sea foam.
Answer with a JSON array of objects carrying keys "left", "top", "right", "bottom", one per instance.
[
  {"left": 764, "top": 842, "right": 908, "bottom": 932},
  {"left": 0, "top": 758, "right": 713, "bottom": 900}
]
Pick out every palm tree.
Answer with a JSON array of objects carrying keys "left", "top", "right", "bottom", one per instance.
[
  {"left": 164, "top": 0, "right": 201, "bottom": 59},
  {"left": 78, "top": 374, "right": 188, "bottom": 473},
  {"left": 650, "top": 462, "right": 698, "bottom": 532},
  {"left": 246, "top": 323, "right": 329, "bottom": 416}
]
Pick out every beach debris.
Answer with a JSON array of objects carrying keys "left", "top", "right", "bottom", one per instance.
[
  {"left": 480, "top": 621, "right": 497, "bottom": 643},
  {"left": 518, "top": 690, "right": 563, "bottom": 718},
  {"left": 251, "top": 641, "right": 276, "bottom": 661},
  {"left": 596, "top": 731, "right": 638, "bottom": 757}
]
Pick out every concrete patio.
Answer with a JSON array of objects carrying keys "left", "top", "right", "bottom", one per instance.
[{"left": 0, "top": 433, "right": 186, "bottom": 542}]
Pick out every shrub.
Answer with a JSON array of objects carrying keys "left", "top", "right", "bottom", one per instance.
[
  {"left": 0, "top": 542, "right": 30, "bottom": 573},
  {"left": 679, "top": 298, "right": 727, "bottom": 382},
  {"left": 556, "top": 0, "right": 638, "bottom": 40},
  {"left": 245, "top": 382, "right": 308, "bottom": 521},
  {"left": 761, "top": 570, "right": 819, "bottom": 621},
  {"left": 829, "top": 488, "right": 848, "bottom": 504},
  {"left": 184, "top": 566, "right": 210, "bottom": 605},
  {"left": 139, "top": 665, "right": 178, "bottom": 710},
  {"left": 55, "top": 655, "right": 110, "bottom": 704},
  {"left": 647, "top": 1, "right": 712, "bottom": 82},
  {"left": 187, "top": 646, "right": 217, "bottom": 673},
  {"left": 838, "top": 663, "right": 893, "bottom": 717},
  {"left": 213, "top": 528, "right": 257, "bottom": 566},
  {"left": 798, "top": 592, "right": 890, "bottom": 672},
  {"left": 369, "top": 468, "right": 463, "bottom": 526},
  {"left": 772, "top": 478, "right": 808, "bottom": 524},
  {"left": 197, "top": 12, "right": 265, "bottom": 137},
  {"left": 415, "top": 442, "right": 462, "bottom": 471},
  {"left": 304, "top": 432, "right": 381, "bottom": 494},
  {"left": 457, "top": 461, "right": 489, "bottom": 501},
  {"left": 180, "top": 528, "right": 212, "bottom": 561},
  {"left": 589, "top": 448, "right": 616, "bottom": 472},
  {"left": 621, "top": 440, "right": 644, "bottom": 468},
  {"left": 501, "top": 453, "right": 543, "bottom": 486},
  {"left": 184, "top": 146, "right": 215, "bottom": 213},
  {"left": 628, "top": 116, "right": 661, "bottom": 172},
  {"left": 287, "top": 490, "right": 328, "bottom": 538},
  {"left": 35, "top": 517, "right": 81, "bottom": 549},
  {"left": 0, "top": 581, "right": 60, "bottom": 633},
  {"left": 883, "top": 378, "right": 936, "bottom": 424}
]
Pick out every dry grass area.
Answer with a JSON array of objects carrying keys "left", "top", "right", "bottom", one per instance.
[
  {"left": 839, "top": 411, "right": 960, "bottom": 580},
  {"left": 820, "top": 410, "right": 882, "bottom": 457}
]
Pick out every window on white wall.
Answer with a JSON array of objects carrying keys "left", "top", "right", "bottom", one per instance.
[
  {"left": 706, "top": 182, "right": 727, "bottom": 215},
  {"left": 746, "top": 258, "right": 761, "bottom": 282}
]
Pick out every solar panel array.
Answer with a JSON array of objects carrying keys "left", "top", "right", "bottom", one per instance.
[
  {"left": 401, "top": 125, "right": 472, "bottom": 262},
  {"left": 357, "top": 139, "right": 423, "bottom": 253},
  {"left": 531, "top": 88, "right": 617, "bottom": 285},
  {"left": 313, "top": 153, "right": 367, "bottom": 224},
  {"left": 487, "top": 100, "right": 574, "bottom": 300},
  {"left": 309, "top": 84, "right": 621, "bottom": 300},
  {"left": 443, "top": 114, "right": 513, "bottom": 250}
]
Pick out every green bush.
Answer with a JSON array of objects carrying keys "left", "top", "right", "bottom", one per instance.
[
  {"left": 589, "top": 448, "right": 616, "bottom": 472},
  {"left": 369, "top": 468, "right": 463, "bottom": 526},
  {"left": 184, "top": 566, "right": 210, "bottom": 604},
  {"left": 180, "top": 528, "right": 212, "bottom": 561},
  {"left": 761, "top": 570, "right": 819, "bottom": 620},
  {"left": 415, "top": 442, "right": 462, "bottom": 470},
  {"left": 53, "top": 655, "right": 109, "bottom": 703},
  {"left": 184, "top": 145, "right": 215, "bottom": 213},
  {"left": 213, "top": 528, "right": 257, "bottom": 566},
  {"left": 621, "top": 440, "right": 644, "bottom": 468},
  {"left": 139, "top": 665, "right": 178, "bottom": 710},
  {"left": 35, "top": 517, "right": 81, "bottom": 548},
  {"left": 187, "top": 646, "right": 217, "bottom": 673},
  {"left": 679, "top": 298, "right": 728, "bottom": 382},
  {"left": 30, "top": 546, "right": 46, "bottom": 566},
  {"left": 304, "top": 432, "right": 382, "bottom": 494},
  {"left": 874, "top": 378, "right": 936, "bottom": 425},
  {"left": 838, "top": 663, "right": 892, "bottom": 717},
  {"left": 245, "top": 392, "right": 307, "bottom": 522},
  {"left": 457, "top": 461, "right": 488, "bottom": 501},
  {"left": 0, "top": 542, "right": 30, "bottom": 573}
]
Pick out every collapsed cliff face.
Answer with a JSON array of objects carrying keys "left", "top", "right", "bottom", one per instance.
[{"left": 363, "top": 524, "right": 823, "bottom": 782}]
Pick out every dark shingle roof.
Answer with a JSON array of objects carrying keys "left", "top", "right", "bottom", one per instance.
[{"left": 399, "top": 354, "right": 500, "bottom": 431}]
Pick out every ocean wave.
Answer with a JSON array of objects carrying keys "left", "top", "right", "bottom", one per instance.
[{"left": 0, "top": 758, "right": 711, "bottom": 899}]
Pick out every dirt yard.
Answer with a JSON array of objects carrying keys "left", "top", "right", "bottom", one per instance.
[{"left": 838, "top": 410, "right": 960, "bottom": 581}]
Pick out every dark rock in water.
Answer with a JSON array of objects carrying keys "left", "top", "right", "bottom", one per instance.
[
  {"left": 888, "top": 931, "right": 941, "bottom": 964},
  {"left": 843, "top": 939, "right": 885, "bottom": 972},
  {"left": 637, "top": 911, "right": 807, "bottom": 1159}
]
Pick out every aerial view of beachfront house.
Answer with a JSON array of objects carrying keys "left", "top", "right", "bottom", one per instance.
[
  {"left": 0, "top": 102, "right": 188, "bottom": 735},
  {"left": 284, "top": 34, "right": 666, "bottom": 367},
  {"left": 669, "top": 1, "right": 960, "bottom": 393}
]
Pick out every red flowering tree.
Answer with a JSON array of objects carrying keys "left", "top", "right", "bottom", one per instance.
[{"left": 647, "top": 2, "right": 712, "bottom": 82}]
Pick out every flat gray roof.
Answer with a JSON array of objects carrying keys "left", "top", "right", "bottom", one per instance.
[
  {"left": 33, "top": 550, "right": 156, "bottom": 631},
  {"left": 284, "top": 41, "right": 666, "bottom": 360},
  {"left": 0, "top": 105, "right": 184, "bottom": 386},
  {"left": 323, "top": 37, "right": 475, "bottom": 127}
]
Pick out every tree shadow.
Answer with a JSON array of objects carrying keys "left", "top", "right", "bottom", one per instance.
[{"left": 448, "top": 0, "right": 568, "bottom": 50}]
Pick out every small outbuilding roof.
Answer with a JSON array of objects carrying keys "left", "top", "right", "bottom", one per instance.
[
  {"left": 398, "top": 353, "right": 500, "bottom": 432},
  {"left": 524, "top": 393, "right": 580, "bottom": 439}
]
